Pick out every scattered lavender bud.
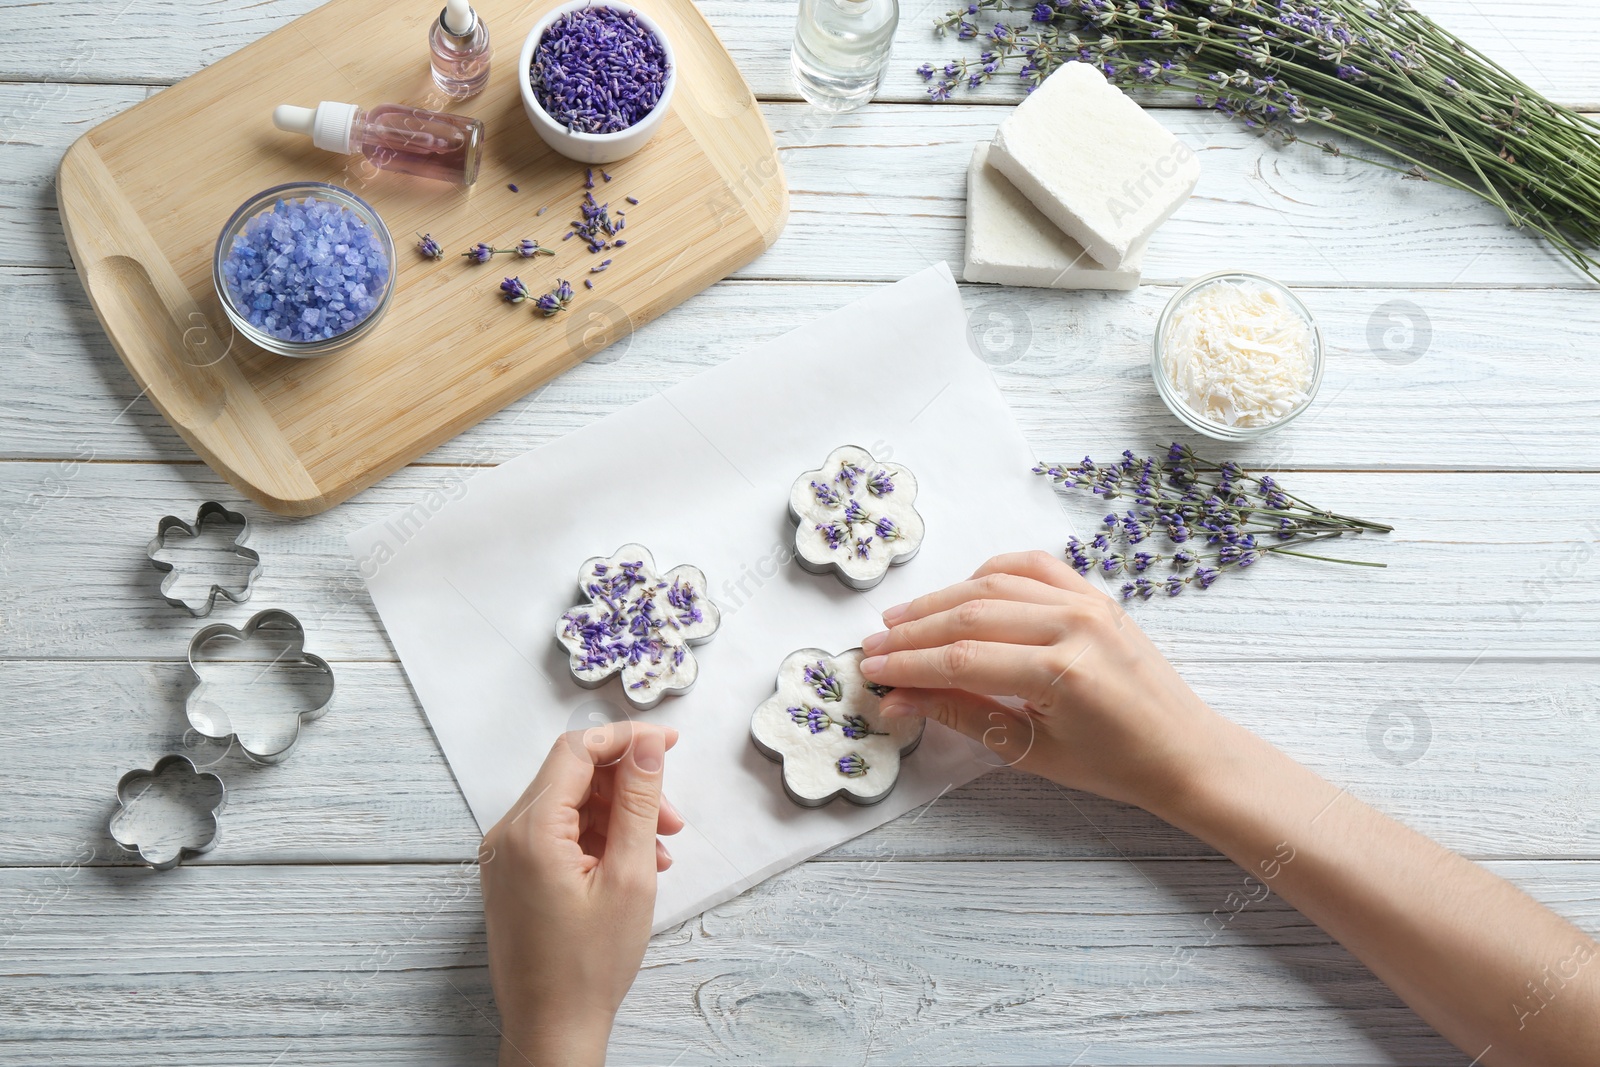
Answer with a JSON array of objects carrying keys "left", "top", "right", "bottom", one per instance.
[
  {"left": 415, "top": 232, "right": 443, "bottom": 260},
  {"left": 508, "top": 183, "right": 519, "bottom": 193},
  {"left": 584, "top": 278, "right": 594, "bottom": 289},
  {"left": 601, "top": 170, "right": 613, "bottom": 182},
  {"left": 221, "top": 196, "right": 388, "bottom": 344},
  {"left": 537, "top": 206, "right": 548, "bottom": 216},
  {"left": 625, "top": 195, "right": 640, "bottom": 205},
  {"left": 614, "top": 239, "right": 627, "bottom": 247},
  {"left": 585, "top": 168, "right": 595, "bottom": 189},
  {"left": 590, "top": 259, "right": 611, "bottom": 273}
]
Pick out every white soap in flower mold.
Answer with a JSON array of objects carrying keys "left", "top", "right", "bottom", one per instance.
[
  {"left": 964, "top": 142, "right": 1144, "bottom": 291},
  {"left": 988, "top": 62, "right": 1200, "bottom": 270},
  {"left": 751, "top": 648, "right": 925, "bottom": 807},
  {"left": 789, "top": 445, "right": 924, "bottom": 590},
  {"left": 554, "top": 544, "right": 720, "bottom": 710}
]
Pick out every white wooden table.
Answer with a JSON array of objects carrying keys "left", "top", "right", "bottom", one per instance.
[{"left": 3, "top": 2, "right": 1598, "bottom": 1063}]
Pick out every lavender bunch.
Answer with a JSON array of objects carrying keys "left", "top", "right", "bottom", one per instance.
[
  {"left": 1035, "top": 443, "right": 1391, "bottom": 601},
  {"left": 921, "top": 0, "right": 1600, "bottom": 279}
]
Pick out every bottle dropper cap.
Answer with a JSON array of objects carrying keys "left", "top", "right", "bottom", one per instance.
[
  {"left": 273, "top": 101, "right": 360, "bottom": 155},
  {"left": 442, "top": 0, "right": 476, "bottom": 36}
]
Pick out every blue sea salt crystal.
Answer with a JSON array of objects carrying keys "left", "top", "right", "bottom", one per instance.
[{"left": 221, "top": 195, "right": 389, "bottom": 345}]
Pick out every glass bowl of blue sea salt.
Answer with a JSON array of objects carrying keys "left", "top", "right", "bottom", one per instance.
[{"left": 214, "top": 182, "right": 395, "bottom": 358}]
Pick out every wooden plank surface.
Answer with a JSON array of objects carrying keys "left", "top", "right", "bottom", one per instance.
[
  {"left": 3, "top": 0, "right": 1598, "bottom": 1063},
  {"left": 13, "top": 86, "right": 1600, "bottom": 287},
  {"left": 3, "top": 0, "right": 1599, "bottom": 109},
  {"left": 5, "top": 270, "right": 1599, "bottom": 469},
  {"left": 1, "top": 860, "right": 1596, "bottom": 1064},
  {"left": 0, "top": 657, "right": 1593, "bottom": 867},
  {"left": 2, "top": 465, "right": 1595, "bottom": 662}
]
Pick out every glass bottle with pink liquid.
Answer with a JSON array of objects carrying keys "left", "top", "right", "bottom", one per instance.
[{"left": 272, "top": 101, "right": 484, "bottom": 187}]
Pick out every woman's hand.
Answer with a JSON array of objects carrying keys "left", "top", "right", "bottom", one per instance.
[
  {"left": 480, "top": 722, "right": 683, "bottom": 1067},
  {"left": 859, "top": 550, "right": 1225, "bottom": 812}
]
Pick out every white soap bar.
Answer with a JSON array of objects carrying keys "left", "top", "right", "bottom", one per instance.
[
  {"left": 964, "top": 142, "right": 1143, "bottom": 291},
  {"left": 750, "top": 647, "right": 925, "bottom": 807},
  {"left": 989, "top": 62, "right": 1200, "bottom": 270}
]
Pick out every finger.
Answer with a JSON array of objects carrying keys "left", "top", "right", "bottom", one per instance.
[
  {"left": 578, "top": 788, "right": 686, "bottom": 839},
  {"left": 864, "top": 599, "right": 1071, "bottom": 657},
  {"left": 600, "top": 725, "right": 668, "bottom": 891},
  {"left": 970, "top": 549, "right": 1096, "bottom": 595},
  {"left": 881, "top": 572, "right": 1072, "bottom": 628},
  {"left": 860, "top": 641, "right": 1055, "bottom": 701},
  {"left": 879, "top": 688, "right": 1038, "bottom": 768},
  {"left": 656, "top": 838, "right": 673, "bottom": 872}
]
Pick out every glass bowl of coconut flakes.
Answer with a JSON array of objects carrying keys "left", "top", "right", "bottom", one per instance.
[{"left": 1152, "top": 271, "right": 1324, "bottom": 441}]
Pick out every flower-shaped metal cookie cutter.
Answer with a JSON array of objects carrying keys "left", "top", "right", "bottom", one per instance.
[
  {"left": 185, "top": 608, "right": 335, "bottom": 764},
  {"left": 555, "top": 544, "right": 721, "bottom": 710},
  {"left": 108, "top": 754, "right": 227, "bottom": 870},
  {"left": 751, "top": 647, "right": 924, "bottom": 807},
  {"left": 147, "top": 501, "right": 263, "bottom": 617},
  {"left": 789, "top": 445, "right": 925, "bottom": 590}
]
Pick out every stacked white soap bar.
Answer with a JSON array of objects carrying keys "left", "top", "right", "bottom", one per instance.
[
  {"left": 965, "top": 143, "right": 1144, "bottom": 291},
  {"left": 965, "top": 62, "right": 1201, "bottom": 289}
]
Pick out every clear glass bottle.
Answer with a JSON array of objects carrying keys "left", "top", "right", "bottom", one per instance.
[
  {"left": 791, "top": 0, "right": 899, "bottom": 113},
  {"left": 273, "top": 102, "right": 484, "bottom": 187},
  {"left": 429, "top": 0, "right": 492, "bottom": 100}
]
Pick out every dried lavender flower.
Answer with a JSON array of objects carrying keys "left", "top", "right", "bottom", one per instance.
[
  {"left": 464, "top": 242, "right": 497, "bottom": 263},
  {"left": 1039, "top": 444, "right": 1390, "bottom": 602},
  {"left": 530, "top": 6, "right": 670, "bottom": 134},
  {"left": 416, "top": 233, "right": 443, "bottom": 260},
  {"left": 500, "top": 276, "right": 530, "bottom": 304},
  {"left": 837, "top": 754, "right": 869, "bottom": 778},
  {"left": 534, "top": 279, "right": 575, "bottom": 316},
  {"left": 517, "top": 238, "right": 555, "bottom": 258}
]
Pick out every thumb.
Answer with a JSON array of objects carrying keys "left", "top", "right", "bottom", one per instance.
[
  {"left": 880, "top": 688, "right": 1037, "bottom": 768},
  {"left": 601, "top": 726, "right": 666, "bottom": 890}
]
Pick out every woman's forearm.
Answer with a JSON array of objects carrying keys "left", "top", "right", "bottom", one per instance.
[{"left": 1156, "top": 715, "right": 1600, "bottom": 1066}]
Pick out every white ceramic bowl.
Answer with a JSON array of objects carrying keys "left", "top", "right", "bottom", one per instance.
[{"left": 519, "top": 0, "right": 676, "bottom": 165}]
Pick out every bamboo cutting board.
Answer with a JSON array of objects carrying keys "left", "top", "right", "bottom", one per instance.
[{"left": 57, "top": 0, "right": 787, "bottom": 516}]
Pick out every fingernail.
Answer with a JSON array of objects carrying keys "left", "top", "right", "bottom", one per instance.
[
  {"left": 879, "top": 699, "right": 918, "bottom": 719},
  {"left": 660, "top": 794, "right": 681, "bottom": 821},
  {"left": 861, "top": 629, "right": 889, "bottom": 654},
  {"left": 633, "top": 730, "right": 664, "bottom": 773},
  {"left": 882, "top": 601, "right": 910, "bottom": 624},
  {"left": 860, "top": 655, "right": 887, "bottom": 676}
]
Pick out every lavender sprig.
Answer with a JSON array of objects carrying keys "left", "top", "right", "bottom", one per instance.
[
  {"left": 920, "top": 0, "right": 1600, "bottom": 280},
  {"left": 1038, "top": 443, "right": 1390, "bottom": 601},
  {"left": 416, "top": 233, "right": 444, "bottom": 260}
]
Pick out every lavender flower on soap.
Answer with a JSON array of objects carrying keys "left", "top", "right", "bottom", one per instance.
[
  {"left": 1037, "top": 444, "right": 1391, "bottom": 602},
  {"left": 555, "top": 547, "right": 720, "bottom": 709}
]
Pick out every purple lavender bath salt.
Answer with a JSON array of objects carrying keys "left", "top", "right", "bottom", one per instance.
[
  {"left": 221, "top": 196, "right": 390, "bottom": 345},
  {"left": 529, "top": 6, "right": 670, "bottom": 134}
]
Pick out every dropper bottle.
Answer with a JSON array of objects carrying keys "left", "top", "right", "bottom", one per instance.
[
  {"left": 430, "top": 0, "right": 492, "bottom": 99},
  {"left": 273, "top": 101, "right": 484, "bottom": 187}
]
